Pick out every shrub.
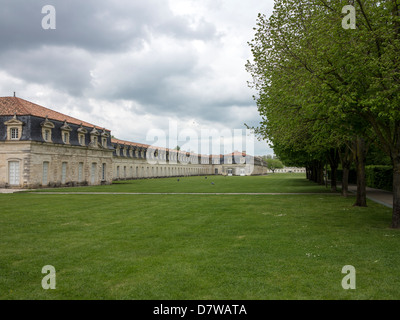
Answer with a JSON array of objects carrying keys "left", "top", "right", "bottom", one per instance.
[
  {"left": 365, "top": 165, "right": 393, "bottom": 191},
  {"left": 328, "top": 166, "right": 393, "bottom": 191},
  {"left": 328, "top": 169, "right": 357, "bottom": 184}
]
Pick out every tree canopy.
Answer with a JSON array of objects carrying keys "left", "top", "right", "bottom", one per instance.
[{"left": 247, "top": 0, "right": 400, "bottom": 228}]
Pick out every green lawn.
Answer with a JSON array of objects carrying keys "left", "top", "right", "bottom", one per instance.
[
  {"left": 0, "top": 174, "right": 399, "bottom": 299},
  {"left": 35, "top": 173, "right": 331, "bottom": 193}
]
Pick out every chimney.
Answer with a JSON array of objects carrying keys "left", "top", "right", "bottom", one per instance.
[{"left": 13, "top": 92, "right": 16, "bottom": 97}]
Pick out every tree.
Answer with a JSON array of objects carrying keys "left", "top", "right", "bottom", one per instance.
[
  {"left": 263, "top": 157, "right": 284, "bottom": 173},
  {"left": 247, "top": 0, "right": 400, "bottom": 227}
]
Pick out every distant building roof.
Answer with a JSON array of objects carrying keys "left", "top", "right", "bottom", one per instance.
[
  {"left": 111, "top": 138, "right": 150, "bottom": 148},
  {"left": 225, "top": 151, "right": 247, "bottom": 157}
]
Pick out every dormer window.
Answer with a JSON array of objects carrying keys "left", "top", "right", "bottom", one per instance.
[
  {"left": 10, "top": 128, "right": 19, "bottom": 140},
  {"left": 60, "top": 121, "right": 72, "bottom": 145},
  {"left": 44, "top": 129, "right": 51, "bottom": 142},
  {"left": 77, "top": 124, "right": 87, "bottom": 146},
  {"left": 41, "top": 117, "right": 55, "bottom": 143},
  {"left": 63, "top": 132, "right": 70, "bottom": 144},
  {"left": 101, "top": 129, "right": 109, "bottom": 148},
  {"left": 5, "top": 114, "right": 24, "bottom": 141},
  {"left": 79, "top": 134, "right": 84, "bottom": 145},
  {"left": 90, "top": 127, "right": 100, "bottom": 148}
]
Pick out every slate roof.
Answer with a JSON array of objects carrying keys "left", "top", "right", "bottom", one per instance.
[
  {"left": 226, "top": 151, "right": 247, "bottom": 157},
  {"left": 111, "top": 138, "right": 202, "bottom": 155},
  {"left": 111, "top": 138, "right": 150, "bottom": 148},
  {"left": 0, "top": 96, "right": 107, "bottom": 130},
  {"left": 0, "top": 97, "right": 255, "bottom": 160}
]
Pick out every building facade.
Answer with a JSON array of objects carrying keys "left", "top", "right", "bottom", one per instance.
[{"left": 0, "top": 97, "right": 268, "bottom": 188}]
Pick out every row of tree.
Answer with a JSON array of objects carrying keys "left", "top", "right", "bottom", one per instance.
[{"left": 247, "top": 0, "right": 400, "bottom": 228}]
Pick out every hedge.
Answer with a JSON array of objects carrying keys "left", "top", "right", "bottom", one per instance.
[
  {"left": 328, "top": 165, "right": 393, "bottom": 191},
  {"left": 365, "top": 165, "right": 393, "bottom": 191},
  {"left": 328, "top": 169, "right": 357, "bottom": 184}
]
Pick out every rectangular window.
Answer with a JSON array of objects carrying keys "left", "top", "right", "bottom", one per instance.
[
  {"left": 42, "top": 162, "right": 49, "bottom": 185},
  {"left": 8, "top": 161, "right": 20, "bottom": 186},
  {"left": 63, "top": 132, "right": 69, "bottom": 144},
  {"left": 78, "top": 162, "right": 84, "bottom": 182},
  {"left": 45, "top": 130, "right": 50, "bottom": 141},
  {"left": 61, "top": 162, "right": 67, "bottom": 184},
  {"left": 91, "top": 163, "right": 96, "bottom": 184},
  {"left": 79, "top": 134, "right": 84, "bottom": 146},
  {"left": 102, "top": 163, "right": 106, "bottom": 181},
  {"left": 11, "top": 128, "right": 19, "bottom": 140}
]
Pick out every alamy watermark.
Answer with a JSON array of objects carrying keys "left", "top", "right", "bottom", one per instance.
[
  {"left": 143, "top": 120, "right": 256, "bottom": 174},
  {"left": 342, "top": 5, "right": 356, "bottom": 29},
  {"left": 40, "top": 4, "right": 354, "bottom": 32},
  {"left": 41, "top": 5, "right": 56, "bottom": 30},
  {"left": 38, "top": 264, "right": 356, "bottom": 292},
  {"left": 341, "top": 265, "right": 356, "bottom": 290},
  {"left": 41, "top": 265, "right": 56, "bottom": 289}
]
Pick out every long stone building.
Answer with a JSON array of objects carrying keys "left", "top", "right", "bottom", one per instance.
[{"left": 0, "top": 96, "right": 268, "bottom": 188}]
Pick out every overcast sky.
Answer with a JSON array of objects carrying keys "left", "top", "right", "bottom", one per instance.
[{"left": 0, "top": 0, "right": 275, "bottom": 156}]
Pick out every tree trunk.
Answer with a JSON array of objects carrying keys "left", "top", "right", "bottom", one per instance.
[
  {"left": 392, "top": 160, "right": 400, "bottom": 228},
  {"left": 317, "top": 161, "right": 324, "bottom": 185},
  {"left": 328, "top": 148, "right": 339, "bottom": 192},
  {"left": 342, "top": 166, "right": 350, "bottom": 197},
  {"left": 353, "top": 137, "right": 367, "bottom": 207},
  {"left": 311, "top": 162, "right": 317, "bottom": 182},
  {"left": 307, "top": 166, "right": 312, "bottom": 181},
  {"left": 338, "top": 143, "right": 353, "bottom": 198},
  {"left": 331, "top": 165, "right": 338, "bottom": 191}
]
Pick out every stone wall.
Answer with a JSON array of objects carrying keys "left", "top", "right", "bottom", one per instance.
[
  {"left": 0, "top": 141, "right": 32, "bottom": 188},
  {"left": 0, "top": 141, "right": 113, "bottom": 188},
  {"left": 112, "top": 156, "right": 214, "bottom": 180}
]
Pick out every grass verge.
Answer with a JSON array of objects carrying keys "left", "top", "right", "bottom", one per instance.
[{"left": 0, "top": 175, "right": 398, "bottom": 299}]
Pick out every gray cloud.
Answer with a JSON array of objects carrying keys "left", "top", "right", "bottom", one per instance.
[
  {"left": 0, "top": 0, "right": 274, "bottom": 155},
  {"left": 0, "top": 0, "right": 220, "bottom": 98},
  {"left": 0, "top": 46, "right": 94, "bottom": 96},
  {"left": 0, "top": 0, "right": 219, "bottom": 53}
]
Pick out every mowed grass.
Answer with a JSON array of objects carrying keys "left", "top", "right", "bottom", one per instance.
[
  {"left": 35, "top": 173, "right": 331, "bottom": 193},
  {"left": 0, "top": 174, "right": 399, "bottom": 300}
]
